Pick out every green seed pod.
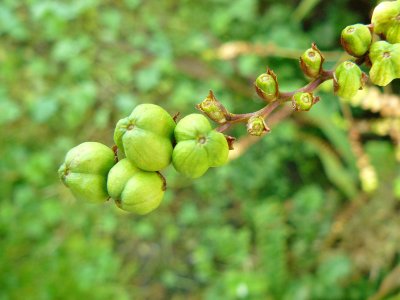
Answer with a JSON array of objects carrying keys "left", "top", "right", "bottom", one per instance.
[
  {"left": 299, "top": 43, "right": 324, "bottom": 78},
  {"left": 369, "top": 41, "right": 400, "bottom": 86},
  {"left": 114, "top": 104, "right": 176, "bottom": 171},
  {"left": 254, "top": 68, "right": 279, "bottom": 102},
  {"left": 58, "top": 142, "right": 115, "bottom": 203},
  {"left": 247, "top": 116, "right": 270, "bottom": 136},
  {"left": 196, "top": 90, "right": 229, "bottom": 124},
  {"left": 371, "top": 0, "right": 400, "bottom": 44},
  {"left": 334, "top": 61, "right": 364, "bottom": 99},
  {"left": 107, "top": 159, "right": 165, "bottom": 214},
  {"left": 292, "top": 92, "right": 317, "bottom": 111},
  {"left": 172, "top": 114, "right": 229, "bottom": 178},
  {"left": 341, "top": 24, "right": 372, "bottom": 57}
]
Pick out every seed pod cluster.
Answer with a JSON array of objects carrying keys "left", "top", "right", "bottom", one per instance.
[
  {"left": 341, "top": 0, "right": 400, "bottom": 86},
  {"left": 59, "top": 104, "right": 230, "bottom": 214}
]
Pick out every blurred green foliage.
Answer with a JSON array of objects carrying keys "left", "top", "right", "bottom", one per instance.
[{"left": 1, "top": 0, "right": 400, "bottom": 299}]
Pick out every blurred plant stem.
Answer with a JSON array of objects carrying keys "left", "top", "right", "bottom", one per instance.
[
  {"left": 340, "top": 101, "right": 378, "bottom": 193},
  {"left": 228, "top": 105, "right": 293, "bottom": 160},
  {"left": 205, "top": 41, "right": 346, "bottom": 61},
  {"left": 215, "top": 71, "right": 333, "bottom": 133},
  {"left": 293, "top": 0, "right": 322, "bottom": 22},
  {"left": 368, "top": 265, "right": 400, "bottom": 300}
]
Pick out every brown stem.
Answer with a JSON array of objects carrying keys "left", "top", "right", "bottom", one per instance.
[
  {"left": 156, "top": 171, "right": 167, "bottom": 191},
  {"left": 216, "top": 70, "right": 334, "bottom": 132},
  {"left": 112, "top": 145, "right": 119, "bottom": 163}
]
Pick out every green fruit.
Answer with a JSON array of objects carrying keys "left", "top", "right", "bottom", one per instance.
[
  {"left": 254, "top": 69, "right": 279, "bottom": 102},
  {"left": 107, "top": 159, "right": 165, "bottom": 214},
  {"left": 369, "top": 41, "right": 400, "bottom": 86},
  {"left": 299, "top": 44, "right": 324, "bottom": 78},
  {"left": 196, "top": 90, "right": 229, "bottom": 124},
  {"left": 371, "top": 0, "right": 400, "bottom": 44},
  {"left": 292, "top": 92, "right": 315, "bottom": 111},
  {"left": 247, "top": 116, "right": 270, "bottom": 136},
  {"left": 341, "top": 24, "right": 372, "bottom": 57},
  {"left": 114, "top": 104, "right": 176, "bottom": 171},
  {"left": 334, "top": 61, "right": 364, "bottom": 99},
  {"left": 172, "top": 114, "right": 229, "bottom": 178},
  {"left": 58, "top": 142, "right": 115, "bottom": 203}
]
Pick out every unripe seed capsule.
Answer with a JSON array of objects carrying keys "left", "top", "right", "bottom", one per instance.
[
  {"left": 369, "top": 41, "right": 400, "bottom": 86},
  {"left": 371, "top": 0, "right": 400, "bottom": 44},
  {"left": 196, "top": 90, "right": 229, "bottom": 124},
  {"left": 254, "top": 68, "right": 279, "bottom": 102},
  {"left": 341, "top": 24, "right": 372, "bottom": 57},
  {"left": 107, "top": 159, "right": 165, "bottom": 214},
  {"left": 114, "top": 104, "right": 176, "bottom": 171},
  {"left": 58, "top": 142, "right": 116, "bottom": 203},
  {"left": 292, "top": 92, "right": 316, "bottom": 111},
  {"left": 247, "top": 116, "right": 270, "bottom": 136},
  {"left": 299, "top": 43, "right": 324, "bottom": 78},
  {"left": 334, "top": 61, "right": 365, "bottom": 99},
  {"left": 172, "top": 114, "right": 229, "bottom": 178}
]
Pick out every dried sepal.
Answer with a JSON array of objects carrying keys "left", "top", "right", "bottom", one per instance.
[{"left": 224, "top": 135, "right": 236, "bottom": 150}]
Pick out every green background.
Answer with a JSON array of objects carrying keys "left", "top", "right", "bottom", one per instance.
[{"left": 1, "top": 0, "right": 400, "bottom": 299}]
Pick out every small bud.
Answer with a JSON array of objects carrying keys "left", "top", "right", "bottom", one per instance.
[
  {"left": 299, "top": 43, "right": 324, "bottom": 78},
  {"left": 254, "top": 68, "right": 279, "bottom": 102},
  {"left": 196, "top": 90, "right": 230, "bottom": 124},
  {"left": 246, "top": 115, "right": 270, "bottom": 136},
  {"left": 371, "top": 0, "right": 400, "bottom": 44},
  {"left": 292, "top": 92, "right": 318, "bottom": 111},
  {"left": 368, "top": 41, "right": 400, "bottom": 86},
  {"left": 341, "top": 24, "right": 372, "bottom": 57},
  {"left": 334, "top": 61, "right": 365, "bottom": 99}
]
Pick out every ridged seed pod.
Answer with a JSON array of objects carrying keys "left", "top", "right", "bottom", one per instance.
[
  {"left": 334, "top": 61, "right": 365, "bottom": 99},
  {"left": 107, "top": 159, "right": 165, "bottom": 214},
  {"left": 369, "top": 41, "right": 400, "bottom": 86},
  {"left": 58, "top": 142, "right": 115, "bottom": 203},
  {"left": 172, "top": 114, "right": 229, "bottom": 178},
  {"left": 341, "top": 24, "right": 372, "bottom": 57},
  {"left": 254, "top": 68, "right": 279, "bottom": 102},
  {"left": 292, "top": 92, "right": 317, "bottom": 111},
  {"left": 299, "top": 44, "right": 324, "bottom": 78},
  {"left": 371, "top": 0, "right": 400, "bottom": 44},
  {"left": 196, "top": 90, "right": 229, "bottom": 124},
  {"left": 114, "top": 104, "right": 176, "bottom": 171},
  {"left": 247, "top": 116, "right": 270, "bottom": 136}
]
